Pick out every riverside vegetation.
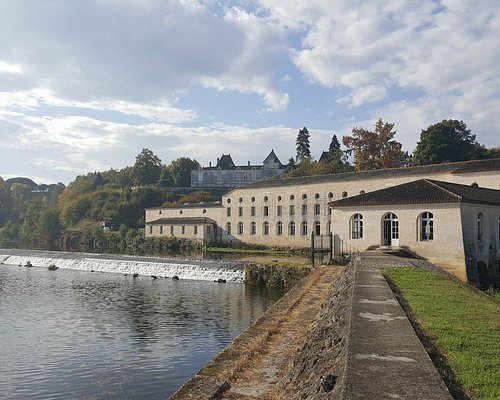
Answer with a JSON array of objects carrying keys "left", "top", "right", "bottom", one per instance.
[{"left": 384, "top": 268, "right": 500, "bottom": 400}]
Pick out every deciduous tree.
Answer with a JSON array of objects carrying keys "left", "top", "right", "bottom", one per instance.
[
  {"left": 412, "top": 120, "right": 485, "bottom": 165},
  {"left": 131, "top": 148, "right": 162, "bottom": 186},
  {"left": 343, "top": 118, "right": 409, "bottom": 171}
]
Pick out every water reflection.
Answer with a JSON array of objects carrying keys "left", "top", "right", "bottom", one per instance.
[{"left": 0, "top": 263, "right": 282, "bottom": 399}]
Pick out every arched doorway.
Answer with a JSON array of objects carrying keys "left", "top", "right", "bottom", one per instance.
[{"left": 382, "top": 213, "right": 399, "bottom": 246}]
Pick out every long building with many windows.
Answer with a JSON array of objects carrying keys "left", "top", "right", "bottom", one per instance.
[{"left": 145, "top": 158, "right": 500, "bottom": 286}]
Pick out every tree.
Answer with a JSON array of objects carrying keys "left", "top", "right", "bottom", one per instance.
[
  {"left": 131, "top": 148, "right": 162, "bottom": 186},
  {"left": 343, "top": 118, "right": 410, "bottom": 171},
  {"left": 412, "top": 120, "right": 485, "bottom": 166},
  {"left": 167, "top": 157, "right": 200, "bottom": 187},
  {"left": 328, "top": 134, "right": 341, "bottom": 154},
  {"left": 296, "top": 127, "right": 311, "bottom": 162},
  {"left": 0, "top": 177, "right": 14, "bottom": 227},
  {"left": 157, "top": 165, "right": 173, "bottom": 187}
]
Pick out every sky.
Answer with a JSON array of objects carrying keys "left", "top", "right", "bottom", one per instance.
[{"left": 0, "top": 0, "right": 499, "bottom": 184}]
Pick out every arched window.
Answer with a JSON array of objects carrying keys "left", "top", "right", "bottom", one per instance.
[
  {"left": 226, "top": 222, "right": 231, "bottom": 235},
  {"left": 290, "top": 194, "right": 295, "bottom": 200},
  {"left": 301, "top": 221, "right": 308, "bottom": 236},
  {"left": 238, "top": 197, "right": 243, "bottom": 203},
  {"left": 328, "top": 192, "right": 334, "bottom": 199},
  {"left": 314, "top": 221, "right": 321, "bottom": 236},
  {"left": 264, "top": 196, "right": 268, "bottom": 202},
  {"left": 277, "top": 195, "right": 282, "bottom": 201},
  {"left": 250, "top": 222, "right": 256, "bottom": 235},
  {"left": 251, "top": 196, "right": 255, "bottom": 202},
  {"left": 263, "top": 221, "right": 269, "bottom": 235},
  {"left": 419, "top": 212, "right": 433, "bottom": 241},
  {"left": 237, "top": 222, "right": 244, "bottom": 235},
  {"left": 359, "top": 190, "right": 365, "bottom": 195},
  {"left": 342, "top": 191, "right": 348, "bottom": 198},
  {"left": 289, "top": 221, "right": 296, "bottom": 236},
  {"left": 477, "top": 213, "right": 484, "bottom": 241},
  {"left": 351, "top": 214, "right": 363, "bottom": 239},
  {"left": 302, "top": 194, "right": 307, "bottom": 199},
  {"left": 227, "top": 198, "right": 231, "bottom": 204},
  {"left": 276, "top": 221, "right": 283, "bottom": 235},
  {"left": 314, "top": 193, "right": 320, "bottom": 199}
]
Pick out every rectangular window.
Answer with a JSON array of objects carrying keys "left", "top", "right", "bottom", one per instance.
[
  {"left": 170, "top": 226, "right": 174, "bottom": 235},
  {"left": 263, "top": 206, "right": 269, "bottom": 216},
  {"left": 149, "top": 225, "right": 153, "bottom": 234},
  {"left": 251, "top": 206, "right": 256, "bottom": 216},
  {"left": 238, "top": 207, "right": 243, "bottom": 217},
  {"left": 194, "top": 226, "right": 198, "bottom": 235},
  {"left": 302, "top": 204, "right": 307, "bottom": 216},
  {"left": 206, "top": 225, "right": 211, "bottom": 234},
  {"left": 227, "top": 207, "right": 231, "bottom": 217},
  {"left": 160, "top": 226, "right": 163, "bottom": 234},
  {"left": 289, "top": 205, "right": 295, "bottom": 216},
  {"left": 277, "top": 205, "right": 282, "bottom": 216},
  {"left": 181, "top": 226, "right": 185, "bottom": 234},
  {"left": 314, "top": 204, "right": 320, "bottom": 215}
]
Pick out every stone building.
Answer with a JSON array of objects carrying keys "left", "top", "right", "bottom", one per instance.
[
  {"left": 145, "top": 158, "right": 500, "bottom": 284},
  {"left": 190, "top": 150, "right": 285, "bottom": 188},
  {"left": 329, "top": 179, "right": 500, "bottom": 287}
]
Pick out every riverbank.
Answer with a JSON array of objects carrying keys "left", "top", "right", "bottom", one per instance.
[{"left": 170, "top": 264, "right": 346, "bottom": 399}]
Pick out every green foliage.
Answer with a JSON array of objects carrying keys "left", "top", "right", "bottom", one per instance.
[
  {"left": 296, "top": 127, "right": 311, "bottom": 162},
  {"left": 0, "top": 177, "right": 14, "bottom": 226},
  {"left": 343, "top": 118, "right": 410, "bottom": 171},
  {"left": 384, "top": 268, "right": 500, "bottom": 399},
  {"left": 168, "top": 157, "right": 200, "bottom": 187},
  {"left": 131, "top": 148, "right": 162, "bottom": 186},
  {"left": 412, "top": 119, "right": 485, "bottom": 165},
  {"left": 285, "top": 157, "right": 353, "bottom": 178},
  {"left": 174, "top": 191, "right": 218, "bottom": 205}
]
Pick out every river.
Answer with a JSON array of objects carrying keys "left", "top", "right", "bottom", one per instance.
[{"left": 0, "top": 251, "right": 283, "bottom": 399}]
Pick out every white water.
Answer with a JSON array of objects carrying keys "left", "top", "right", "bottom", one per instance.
[{"left": 0, "top": 253, "right": 245, "bottom": 283}]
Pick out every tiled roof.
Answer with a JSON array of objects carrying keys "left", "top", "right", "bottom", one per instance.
[
  {"left": 237, "top": 158, "right": 500, "bottom": 190},
  {"left": 146, "top": 201, "right": 222, "bottom": 210},
  {"left": 147, "top": 217, "right": 216, "bottom": 225},
  {"left": 329, "top": 179, "right": 500, "bottom": 208}
]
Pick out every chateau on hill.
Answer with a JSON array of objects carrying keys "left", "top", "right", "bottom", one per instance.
[
  {"left": 147, "top": 158, "right": 500, "bottom": 288},
  {"left": 190, "top": 150, "right": 285, "bottom": 188}
]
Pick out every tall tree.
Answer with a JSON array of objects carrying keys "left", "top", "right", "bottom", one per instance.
[
  {"left": 296, "top": 127, "right": 311, "bottom": 162},
  {"left": 343, "top": 118, "right": 409, "bottom": 171},
  {"left": 412, "top": 120, "right": 485, "bottom": 165},
  {"left": 328, "top": 134, "right": 341, "bottom": 153},
  {"left": 167, "top": 157, "right": 200, "bottom": 187},
  {"left": 131, "top": 148, "right": 162, "bottom": 186}
]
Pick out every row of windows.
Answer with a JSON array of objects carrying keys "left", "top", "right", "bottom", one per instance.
[
  {"left": 149, "top": 225, "right": 212, "bottom": 235},
  {"left": 226, "top": 191, "right": 356, "bottom": 204},
  {"left": 348, "top": 212, "right": 434, "bottom": 241},
  {"left": 228, "top": 204, "right": 325, "bottom": 217},
  {"left": 226, "top": 221, "right": 327, "bottom": 236}
]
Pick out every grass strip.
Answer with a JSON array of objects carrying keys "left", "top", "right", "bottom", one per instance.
[{"left": 383, "top": 268, "right": 500, "bottom": 400}]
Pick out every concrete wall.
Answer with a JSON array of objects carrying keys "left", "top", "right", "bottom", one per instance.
[{"left": 330, "top": 204, "right": 468, "bottom": 280}]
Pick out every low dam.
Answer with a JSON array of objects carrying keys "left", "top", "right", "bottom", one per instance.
[{"left": 0, "top": 249, "right": 245, "bottom": 282}]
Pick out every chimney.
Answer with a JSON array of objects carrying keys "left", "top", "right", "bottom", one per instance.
[
  {"left": 248, "top": 161, "right": 250, "bottom": 166},
  {"left": 209, "top": 161, "right": 212, "bottom": 167}
]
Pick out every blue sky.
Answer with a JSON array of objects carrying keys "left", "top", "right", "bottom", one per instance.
[{"left": 0, "top": 0, "right": 499, "bottom": 184}]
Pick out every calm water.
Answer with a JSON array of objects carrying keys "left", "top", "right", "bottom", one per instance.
[{"left": 0, "top": 263, "right": 282, "bottom": 399}]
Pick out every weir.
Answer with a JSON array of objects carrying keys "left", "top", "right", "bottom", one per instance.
[{"left": 0, "top": 251, "right": 245, "bottom": 283}]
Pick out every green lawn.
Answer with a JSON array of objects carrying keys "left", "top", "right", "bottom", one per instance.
[{"left": 383, "top": 268, "right": 500, "bottom": 400}]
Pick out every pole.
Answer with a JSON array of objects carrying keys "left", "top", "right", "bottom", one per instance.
[{"left": 311, "top": 232, "right": 315, "bottom": 268}]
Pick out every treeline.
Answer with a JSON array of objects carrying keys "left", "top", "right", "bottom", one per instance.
[
  {"left": 0, "top": 151, "right": 216, "bottom": 252},
  {"left": 286, "top": 119, "right": 499, "bottom": 177}
]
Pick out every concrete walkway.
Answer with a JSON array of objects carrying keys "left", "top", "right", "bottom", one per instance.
[{"left": 343, "top": 252, "right": 452, "bottom": 399}]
